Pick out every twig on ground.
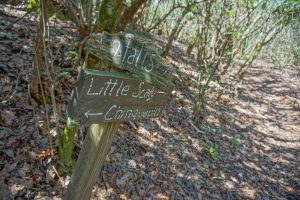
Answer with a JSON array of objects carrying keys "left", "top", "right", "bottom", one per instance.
[
  {"left": 129, "top": 121, "right": 138, "bottom": 130},
  {"left": 1, "top": 72, "right": 21, "bottom": 104},
  {"left": 189, "top": 119, "right": 205, "bottom": 134},
  {"left": 51, "top": 164, "right": 61, "bottom": 179}
]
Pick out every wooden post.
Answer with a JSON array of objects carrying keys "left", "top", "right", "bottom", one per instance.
[
  {"left": 64, "top": 122, "right": 120, "bottom": 200},
  {"left": 64, "top": 31, "right": 172, "bottom": 199}
]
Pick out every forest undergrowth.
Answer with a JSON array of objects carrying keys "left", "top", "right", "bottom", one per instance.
[{"left": 0, "top": 4, "right": 299, "bottom": 200}]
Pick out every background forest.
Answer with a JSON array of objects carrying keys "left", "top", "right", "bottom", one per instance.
[{"left": 0, "top": 0, "right": 299, "bottom": 199}]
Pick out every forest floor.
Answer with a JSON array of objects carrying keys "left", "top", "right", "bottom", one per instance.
[{"left": 0, "top": 4, "right": 299, "bottom": 200}]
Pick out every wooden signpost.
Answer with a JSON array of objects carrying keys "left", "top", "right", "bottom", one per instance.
[
  {"left": 67, "top": 68, "right": 171, "bottom": 124},
  {"left": 64, "top": 31, "right": 172, "bottom": 200}
]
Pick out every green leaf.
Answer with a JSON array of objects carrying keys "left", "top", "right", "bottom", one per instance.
[
  {"left": 225, "top": 31, "right": 234, "bottom": 35},
  {"left": 225, "top": 50, "right": 233, "bottom": 57},
  {"left": 234, "top": 31, "right": 239, "bottom": 40},
  {"left": 186, "top": 12, "right": 194, "bottom": 20},
  {"left": 240, "top": 54, "right": 247, "bottom": 60},
  {"left": 204, "top": 147, "right": 216, "bottom": 154},
  {"left": 27, "top": 0, "right": 40, "bottom": 12},
  {"left": 56, "top": 66, "right": 62, "bottom": 73},
  {"left": 231, "top": 137, "right": 239, "bottom": 146},
  {"left": 212, "top": 176, "right": 225, "bottom": 182},
  {"left": 206, "top": 67, "right": 215, "bottom": 75},
  {"left": 62, "top": 72, "right": 70, "bottom": 77},
  {"left": 190, "top": 4, "right": 198, "bottom": 12},
  {"left": 69, "top": 50, "right": 80, "bottom": 59},
  {"left": 125, "top": 0, "right": 132, "bottom": 8}
]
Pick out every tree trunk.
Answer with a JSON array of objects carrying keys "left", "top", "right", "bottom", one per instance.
[
  {"left": 175, "top": 20, "right": 187, "bottom": 41},
  {"left": 186, "top": 36, "right": 198, "bottom": 56},
  {"left": 115, "top": 0, "right": 147, "bottom": 32},
  {"left": 162, "top": 5, "right": 190, "bottom": 57},
  {"left": 31, "top": 0, "right": 50, "bottom": 104},
  {"left": 147, "top": 3, "right": 178, "bottom": 32}
]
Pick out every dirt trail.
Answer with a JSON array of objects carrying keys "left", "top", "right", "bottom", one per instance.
[
  {"left": 211, "top": 61, "right": 300, "bottom": 199},
  {"left": 0, "top": 5, "right": 299, "bottom": 200}
]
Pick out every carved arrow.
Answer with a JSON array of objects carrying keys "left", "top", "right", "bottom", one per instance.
[
  {"left": 157, "top": 91, "right": 167, "bottom": 95},
  {"left": 85, "top": 110, "right": 103, "bottom": 118}
]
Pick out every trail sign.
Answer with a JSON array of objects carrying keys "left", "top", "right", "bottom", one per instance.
[
  {"left": 65, "top": 30, "right": 173, "bottom": 200},
  {"left": 85, "top": 32, "right": 172, "bottom": 91},
  {"left": 67, "top": 68, "right": 171, "bottom": 124}
]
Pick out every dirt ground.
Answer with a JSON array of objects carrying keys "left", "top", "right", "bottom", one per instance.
[{"left": 0, "top": 4, "right": 299, "bottom": 200}]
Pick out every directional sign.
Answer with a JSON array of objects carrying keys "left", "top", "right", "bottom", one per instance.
[
  {"left": 67, "top": 68, "right": 171, "bottom": 124},
  {"left": 85, "top": 32, "right": 172, "bottom": 91}
]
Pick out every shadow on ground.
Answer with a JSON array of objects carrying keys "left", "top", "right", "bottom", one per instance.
[{"left": 0, "top": 4, "right": 299, "bottom": 200}]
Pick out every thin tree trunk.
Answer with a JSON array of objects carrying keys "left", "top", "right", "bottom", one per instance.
[
  {"left": 149, "top": 0, "right": 161, "bottom": 28},
  {"left": 175, "top": 20, "right": 187, "bottom": 41},
  {"left": 115, "top": 0, "right": 147, "bottom": 32},
  {"left": 130, "top": 0, "right": 149, "bottom": 28},
  {"left": 162, "top": 5, "right": 190, "bottom": 57},
  {"left": 148, "top": 5, "right": 178, "bottom": 32},
  {"left": 31, "top": 0, "right": 49, "bottom": 104},
  {"left": 186, "top": 36, "right": 198, "bottom": 56}
]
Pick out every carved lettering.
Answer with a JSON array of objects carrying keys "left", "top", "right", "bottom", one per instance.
[
  {"left": 104, "top": 105, "right": 117, "bottom": 120},
  {"left": 67, "top": 69, "right": 170, "bottom": 123},
  {"left": 121, "top": 85, "right": 130, "bottom": 96},
  {"left": 112, "top": 40, "right": 121, "bottom": 57},
  {"left": 127, "top": 48, "right": 137, "bottom": 64},
  {"left": 144, "top": 54, "right": 154, "bottom": 72}
]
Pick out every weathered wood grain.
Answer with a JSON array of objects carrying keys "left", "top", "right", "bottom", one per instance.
[
  {"left": 84, "top": 32, "right": 173, "bottom": 91},
  {"left": 64, "top": 122, "right": 120, "bottom": 200},
  {"left": 67, "top": 68, "right": 171, "bottom": 124}
]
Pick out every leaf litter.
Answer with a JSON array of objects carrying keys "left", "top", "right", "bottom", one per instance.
[{"left": 0, "top": 3, "right": 299, "bottom": 200}]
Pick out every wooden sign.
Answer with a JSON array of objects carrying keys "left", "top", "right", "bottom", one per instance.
[
  {"left": 67, "top": 68, "right": 171, "bottom": 124},
  {"left": 85, "top": 32, "right": 172, "bottom": 91},
  {"left": 65, "top": 31, "right": 173, "bottom": 200}
]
